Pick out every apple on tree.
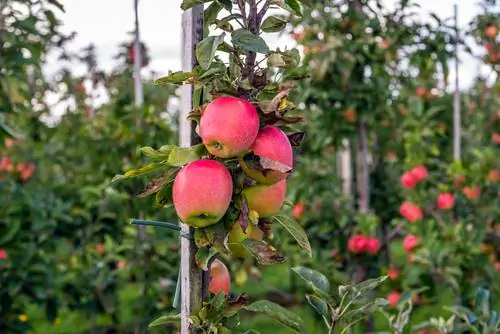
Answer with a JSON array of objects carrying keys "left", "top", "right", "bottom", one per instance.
[
  {"left": 200, "top": 96, "right": 260, "bottom": 158},
  {"left": 240, "top": 126, "right": 293, "bottom": 185},
  {"left": 173, "top": 159, "right": 233, "bottom": 228},
  {"left": 208, "top": 259, "right": 231, "bottom": 295},
  {"left": 242, "top": 179, "right": 287, "bottom": 218}
]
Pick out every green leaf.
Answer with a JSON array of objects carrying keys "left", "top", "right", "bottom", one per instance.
[
  {"left": 195, "top": 247, "right": 218, "bottom": 270},
  {"left": 292, "top": 266, "right": 330, "bottom": 294},
  {"left": 180, "top": 0, "right": 210, "bottom": 10},
  {"left": 285, "top": 0, "right": 302, "bottom": 16},
  {"left": 261, "top": 16, "right": 288, "bottom": 33},
  {"left": 444, "top": 306, "right": 478, "bottom": 324},
  {"left": 270, "top": 0, "right": 302, "bottom": 16},
  {"left": 0, "top": 220, "right": 21, "bottom": 245},
  {"left": 148, "top": 313, "right": 181, "bottom": 327},
  {"left": 474, "top": 288, "right": 490, "bottom": 317},
  {"left": 204, "top": 1, "right": 222, "bottom": 31},
  {"left": 267, "top": 53, "right": 287, "bottom": 68},
  {"left": 166, "top": 144, "right": 207, "bottom": 167},
  {"left": 210, "top": 291, "right": 227, "bottom": 311},
  {"left": 154, "top": 71, "right": 192, "bottom": 85},
  {"left": 241, "top": 239, "right": 286, "bottom": 265},
  {"left": 141, "top": 145, "right": 176, "bottom": 160},
  {"left": 231, "top": 29, "right": 269, "bottom": 54},
  {"left": 112, "top": 163, "right": 165, "bottom": 183},
  {"left": 351, "top": 276, "right": 388, "bottom": 297},
  {"left": 198, "top": 61, "right": 227, "bottom": 81},
  {"left": 273, "top": 215, "right": 312, "bottom": 256},
  {"left": 244, "top": 300, "right": 305, "bottom": 333},
  {"left": 215, "top": 14, "right": 243, "bottom": 30},
  {"left": 196, "top": 33, "right": 226, "bottom": 70},
  {"left": 306, "top": 294, "right": 329, "bottom": 317},
  {"left": 215, "top": 0, "right": 232, "bottom": 11}
]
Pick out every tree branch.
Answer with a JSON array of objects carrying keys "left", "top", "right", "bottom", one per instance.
[{"left": 242, "top": 0, "right": 259, "bottom": 81}]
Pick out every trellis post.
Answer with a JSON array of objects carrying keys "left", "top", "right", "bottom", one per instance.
[
  {"left": 453, "top": 3, "right": 461, "bottom": 161},
  {"left": 179, "top": 5, "right": 205, "bottom": 333}
]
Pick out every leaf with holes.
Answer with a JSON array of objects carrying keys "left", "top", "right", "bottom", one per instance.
[
  {"left": 242, "top": 239, "right": 286, "bottom": 265},
  {"left": 137, "top": 169, "right": 177, "bottom": 198}
]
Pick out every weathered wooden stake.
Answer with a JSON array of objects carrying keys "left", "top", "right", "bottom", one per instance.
[
  {"left": 179, "top": 5, "right": 205, "bottom": 334},
  {"left": 337, "top": 139, "right": 352, "bottom": 197},
  {"left": 453, "top": 3, "right": 461, "bottom": 161},
  {"left": 133, "top": 0, "right": 144, "bottom": 109}
]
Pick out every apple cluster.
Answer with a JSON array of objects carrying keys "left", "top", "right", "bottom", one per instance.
[{"left": 172, "top": 96, "right": 293, "bottom": 249}]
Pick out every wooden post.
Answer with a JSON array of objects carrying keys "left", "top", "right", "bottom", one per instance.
[
  {"left": 453, "top": 3, "right": 461, "bottom": 161},
  {"left": 179, "top": 5, "right": 205, "bottom": 334},
  {"left": 357, "top": 119, "right": 369, "bottom": 214},
  {"left": 337, "top": 139, "right": 352, "bottom": 197},
  {"left": 133, "top": 0, "right": 144, "bottom": 109}
]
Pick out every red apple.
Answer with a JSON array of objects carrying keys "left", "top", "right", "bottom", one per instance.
[
  {"left": 0, "top": 249, "right": 8, "bottom": 260},
  {"left": 292, "top": 202, "right": 305, "bottom": 220},
  {"left": 242, "top": 179, "right": 286, "bottom": 217},
  {"left": 463, "top": 186, "right": 480, "bottom": 200},
  {"left": 401, "top": 171, "right": 417, "bottom": 189},
  {"left": 4, "top": 138, "right": 15, "bottom": 149},
  {"left": 388, "top": 268, "right": 399, "bottom": 280},
  {"left": 399, "top": 201, "right": 423, "bottom": 223},
  {"left": 96, "top": 243, "right": 106, "bottom": 255},
  {"left": 411, "top": 165, "right": 428, "bottom": 182},
  {"left": 436, "top": 193, "right": 454, "bottom": 210},
  {"left": 240, "top": 126, "right": 293, "bottom": 185},
  {"left": 485, "top": 25, "right": 498, "bottom": 38},
  {"left": 492, "top": 132, "right": 500, "bottom": 144},
  {"left": 387, "top": 291, "right": 401, "bottom": 307},
  {"left": 343, "top": 107, "right": 357, "bottom": 124},
  {"left": 386, "top": 151, "right": 396, "bottom": 161},
  {"left": 173, "top": 159, "right": 233, "bottom": 228},
  {"left": 487, "top": 169, "right": 499, "bottom": 183},
  {"left": 485, "top": 42, "right": 494, "bottom": 53},
  {"left": 365, "top": 237, "right": 381, "bottom": 254},
  {"left": 454, "top": 175, "right": 466, "bottom": 186},
  {"left": 208, "top": 259, "right": 231, "bottom": 295},
  {"left": 348, "top": 234, "right": 367, "bottom": 253},
  {"left": 403, "top": 234, "right": 419, "bottom": 253},
  {"left": 416, "top": 86, "right": 427, "bottom": 97},
  {"left": 199, "top": 96, "right": 260, "bottom": 158}
]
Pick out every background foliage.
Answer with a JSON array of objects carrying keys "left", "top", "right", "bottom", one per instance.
[{"left": 0, "top": 0, "right": 499, "bottom": 333}]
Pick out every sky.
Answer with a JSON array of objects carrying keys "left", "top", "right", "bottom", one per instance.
[{"left": 44, "top": 0, "right": 489, "bottom": 115}]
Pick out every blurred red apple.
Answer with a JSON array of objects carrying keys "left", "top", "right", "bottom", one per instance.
[
  {"left": 399, "top": 201, "right": 423, "bottom": 223},
  {"left": 436, "top": 193, "right": 454, "bottom": 210}
]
